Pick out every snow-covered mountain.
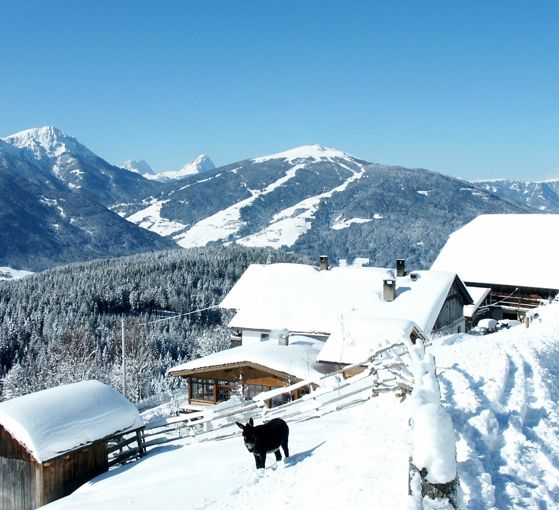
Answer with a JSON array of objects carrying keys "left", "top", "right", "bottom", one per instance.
[
  {"left": 3, "top": 126, "right": 160, "bottom": 206},
  {"left": 0, "top": 266, "right": 33, "bottom": 281},
  {"left": 0, "top": 127, "right": 541, "bottom": 271},
  {"left": 472, "top": 178, "right": 559, "bottom": 213},
  {"left": 0, "top": 130, "right": 176, "bottom": 271},
  {"left": 119, "top": 160, "right": 159, "bottom": 179},
  {"left": 158, "top": 154, "right": 215, "bottom": 180},
  {"left": 121, "top": 144, "right": 527, "bottom": 269},
  {"left": 120, "top": 155, "right": 215, "bottom": 181}
]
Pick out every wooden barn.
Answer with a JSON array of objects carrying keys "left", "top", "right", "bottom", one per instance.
[
  {"left": 432, "top": 214, "right": 559, "bottom": 323},
  {"left": 0, "top": 380, "right": 144, "bottom": 510}
]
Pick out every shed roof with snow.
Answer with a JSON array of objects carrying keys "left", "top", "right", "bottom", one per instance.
[
  {"left": 169, "top": 336, "right": 331, "bottom": 381},
  {"left": 220, "top": 263, "right": 466, "bottom": 335},
  {"left": 316, "top": 317, "right": 427, "bottom": 365},
  {"left": 431, "top": 214, "right": 559, "bottom": 291},
  {"left": 0, "top": 380, "right": 144, "bottom": 462}
]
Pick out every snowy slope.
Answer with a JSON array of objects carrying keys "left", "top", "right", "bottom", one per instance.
[
  {"left": 121, "top": 145, "right": 526, "bottom": 269},
  {"left": 42, "top": 392, "right": 410, "bottom": 510},
  {"left": 129, "top": 145, "right": 369, "bottom": 249},
  {"left": 0, "top": 267, "right": 33, "bottom": 281},
  {"left": 431, "top": 303, "right": 559, "bottom": 508},
  {"left": 41, "top": 301, "right": 559, "bottom": 509}
]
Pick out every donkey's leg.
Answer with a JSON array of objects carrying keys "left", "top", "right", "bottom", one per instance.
[
  {"left": 255, "top": 453, "right": 266, "bottom": 469},
  {"left": 274, "top": 448, "right": 282, "bottom": 461},
  {"left": 282, "top": 439, "right": 289, "bottom": 458}
]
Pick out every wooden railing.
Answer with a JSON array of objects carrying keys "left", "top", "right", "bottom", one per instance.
[
  {"left": 107, "top": 428, "right": 146, "bottom": 467},
  {"left": 103, "top": 342, "right": 414, "bottom": 466}
]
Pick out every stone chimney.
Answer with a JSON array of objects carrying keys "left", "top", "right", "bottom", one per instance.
[
  {"left": 383, "top": 277, "right": 396, "bottom": 302},
  {"left": 319, "top": 255, "right": 329, "bottom": 271},
  {"left": 396, "top": 259, "right": 406, "bottom": 277}
]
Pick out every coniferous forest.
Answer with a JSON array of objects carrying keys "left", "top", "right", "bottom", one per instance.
[{"left": 0, "top": 246, "right": 310, "bottom": 403}]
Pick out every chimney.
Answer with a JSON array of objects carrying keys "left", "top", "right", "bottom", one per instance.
[
  {"left": 396, "top": 259, "right": 406, "bottom": 277},
  {"left": 383, "top": 278, "right": 396, "bottom": 302},
  {"left": 271, "top": 328, "right": 290, "bottom": 346},
  {"left": 319, "top": 255, "right": 329, "bottom": 271}
]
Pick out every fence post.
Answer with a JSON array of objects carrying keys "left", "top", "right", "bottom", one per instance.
[
  {"left": 137, "top": 428, "right": 146, "bottom": 456},
  {"left": 406, "top": 338, "right": 459, "bottom": 509}
]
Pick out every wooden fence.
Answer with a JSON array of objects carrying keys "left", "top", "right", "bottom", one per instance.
[{"left": 107, "top": 342, "right": 414, "bottom": 467}]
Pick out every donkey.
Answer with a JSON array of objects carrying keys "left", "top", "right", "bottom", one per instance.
[{"left": 236, "top": 417, "right": 289, "bottom": 469}]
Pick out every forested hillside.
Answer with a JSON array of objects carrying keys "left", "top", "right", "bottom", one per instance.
[{"left": 0, "top": 246, "right": 310, "bottom": 402}]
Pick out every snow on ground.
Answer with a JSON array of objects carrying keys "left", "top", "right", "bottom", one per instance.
[
  {"left": 42, "top": 392, "right": 409, "bottom": 510},
  {"left": 331, "top": 216, "right": 372, "bottom": 230},
  {"left": 431, "top": 302, "right": 559, "bottom": 509},
  {"left": 172, "top": 165, "right": 306, "bottom": 248},
  {"left": 238, "top": 167, "right": 365, "bottom": 248},
  {"left": 41, "top": 301, "right": 559, "bottom": 509},
  {"left": 0, "top": 267, "right": 33, "bottom": 281},
  {"left": 126, "top": 200, "right": 188, "bottom": 237}
]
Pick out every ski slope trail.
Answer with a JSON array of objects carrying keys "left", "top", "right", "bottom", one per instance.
[
  {"left": 41, "top": 393, "right": 409, "bottom": 510},
  {"left": 432, "top": 311, "right": 559, "bottom": 509}
]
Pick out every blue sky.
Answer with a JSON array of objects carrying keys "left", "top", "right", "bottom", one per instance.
[{"left": 1, "top": 1, "right": 558, "bottom": 180}]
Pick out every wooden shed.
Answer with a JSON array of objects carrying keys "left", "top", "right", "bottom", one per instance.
[
  {"left": 0, "top": 380, "right": 144, "bottom": 510},
  {"left": 169, "top": 336, "right": 330, "bottom": 408}
]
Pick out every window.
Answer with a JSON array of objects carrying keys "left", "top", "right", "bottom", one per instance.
[
  {"left": 261, "top": 333, "right": 270, "bottom": 342},
  {"left": 243, "top": 383, "right": 272, "bottom": 400},
  {"left": 190, "top": 378, "right": 214, "bottom": 402},
  {"left": 217, "top": 380, "right": 235, "bottom": 402}
]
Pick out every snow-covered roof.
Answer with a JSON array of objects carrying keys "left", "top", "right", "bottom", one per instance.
[
  {"left": 220, "top": 263, "right": 466, "bottom": 335},
  {"left": 169, "top": 336, "right": 331, "bottom": 381},
  {"left": 464, "top": 286, "right": 491, "bottom": 318},
  {"left": 316, "top": 318, "right": 426, "bottom": 365},
  {"left": 0, "top": 380, "right": 144, "bottom": 462},
  {"left": 432, "top": 214, "right": 559, "bottom": 290}
]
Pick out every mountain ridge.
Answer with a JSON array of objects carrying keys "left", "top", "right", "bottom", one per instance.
[{"left": 0, "top": 126, "right": 544, "bottom": 271}]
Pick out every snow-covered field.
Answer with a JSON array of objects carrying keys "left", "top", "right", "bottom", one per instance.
[
  {"left": 0, "top": 267, "right": 33, "bottom": 281},
  {"left": 42, "top": 301, "right": 559, "bottom": 509}
]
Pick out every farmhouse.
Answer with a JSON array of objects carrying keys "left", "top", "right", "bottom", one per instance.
[
  {"left": 0, "top": 380, "right": 144, "bottom": 510},
  {"left": 431, "top": 214, "right": 559, "bottom": 323},
  {"left": 169, "top": 259, "right": 472, "bottom": 406}
]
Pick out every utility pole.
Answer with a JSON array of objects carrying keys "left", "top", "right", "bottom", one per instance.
[{"left": 121, "top": 317, "right": 127, "bottom": 399}]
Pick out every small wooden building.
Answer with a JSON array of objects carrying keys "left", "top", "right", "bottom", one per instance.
[
  {"left": 169, "top": 336, "right": 330, "bottom": 407},
  {"left": 0, "top": 380, "right": 143, "bottom": 510}
]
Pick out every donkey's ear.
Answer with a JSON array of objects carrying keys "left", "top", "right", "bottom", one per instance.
[
  {"left": 249, "top": 418, "right": 254, "bottom": 427},
  {"left": 236, "top": 422, "right": 245, "bottom": 430}
]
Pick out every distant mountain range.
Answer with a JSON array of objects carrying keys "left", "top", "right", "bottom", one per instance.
[
  {"left": 119, "top": 154, "right": 215, "bottom": 181},
  {"left": 471, "top": 179, "right": 559, "bottom": 213},
  {"left": 1, "top": 126, "right": 550, "bottom": 272}
]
